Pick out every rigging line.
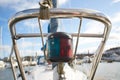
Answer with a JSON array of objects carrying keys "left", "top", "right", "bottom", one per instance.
[
  {"left": 38, "top": 18, "right": 46, "bottom": 60},
  {"left": 38, "top": 0, "right": 52, "bottom": 60}
]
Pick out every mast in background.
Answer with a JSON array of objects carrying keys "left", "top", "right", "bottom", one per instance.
[{"left": 0, "top": 27, "right": 2, "bottom": 58}]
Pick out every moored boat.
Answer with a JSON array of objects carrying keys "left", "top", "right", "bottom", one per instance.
[{"left": 0, "top": 61, "right": 5, "bottom": 69}]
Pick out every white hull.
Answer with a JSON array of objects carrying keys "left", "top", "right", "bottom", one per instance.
[{"left": 0, "top": 61, "right": 5, "bottom": 69}]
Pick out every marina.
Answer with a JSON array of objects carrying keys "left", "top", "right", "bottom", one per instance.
[
  {"left": 0, "top": 0, "right": 120, "bottom": 80},
  {"left": 0, "top": 62, "right": 120, "bottom": 80},
  {"left": 0, "top": 61, "right": 5, "bottom": 69}
]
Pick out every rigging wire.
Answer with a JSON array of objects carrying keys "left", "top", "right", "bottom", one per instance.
[
  {"left": 38, "top": 18, "right": 46, "bottom": 60},
  {"left": 37, "top": 0, "right": 53, "bottom": 60}
]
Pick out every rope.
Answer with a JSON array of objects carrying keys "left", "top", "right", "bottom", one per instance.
[
  {"left": 39, "top": 0, "right": 53, "bottom": 8},
  {"left": 37, "top": 0, "right": 53, "bottom": 59},
  {"left": 38, "top": 18, "right": 47, "bottom": 60},
  {"left": 39, "top": 0, "right": 53, "bottom": 19}
]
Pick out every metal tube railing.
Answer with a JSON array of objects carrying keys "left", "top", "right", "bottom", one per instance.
[
  {"left": 10, "top": 46, "right": 17, "bottom": 80},
  {"left": 8, "top": 8, "right": 111, "bottom": 80},
  {"left": 12, "top": 39, "right": 26, "bottom": 80},
  {"left": 9, "top": 9, "right": 111, "bottom": 34},
  {"left": 14, "top": 33, "right": 104, "bottom": 39}
]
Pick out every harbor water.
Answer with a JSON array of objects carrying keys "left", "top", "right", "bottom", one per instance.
[
  {"left": 0, "top": 68, "right": 14, "bottom": 80},
  {"left": 0, "top": 62, "right": 120, "bottom": 80}
]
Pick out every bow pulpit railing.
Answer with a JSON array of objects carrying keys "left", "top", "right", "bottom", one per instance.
[{"left": 8, "top": 7, "right": 111, "bottom": 80}]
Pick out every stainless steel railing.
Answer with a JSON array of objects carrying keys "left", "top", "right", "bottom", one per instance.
[{"left": 9, "top": 8, "right": 111, "bottom": 80}]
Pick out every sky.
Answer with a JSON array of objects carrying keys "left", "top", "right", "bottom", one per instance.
[{"left": 0, "top": 0, "right": 120, "bottom": 58}]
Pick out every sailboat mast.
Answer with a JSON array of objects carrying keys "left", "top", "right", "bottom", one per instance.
[{"left": 0, "top": 27, "right": 2, "bottom": 58}]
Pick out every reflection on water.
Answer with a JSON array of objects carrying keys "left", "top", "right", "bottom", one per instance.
[
  {"left": 0, "top": 62, "right": 120, "bottom": 80},
  {"left": 95, "top": 62, "right": 120, "bottom": 80},
  {"left": 76, "top": 62, "right": 120, "bottom": 80},
  {"left": 0, "top": 68, "right": 14, "bottom": 80}
]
